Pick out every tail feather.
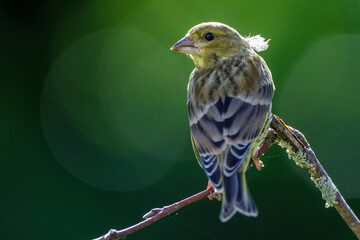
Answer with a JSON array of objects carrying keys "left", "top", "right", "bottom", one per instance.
[{"left": 220, "top": 171, "right": 258, "bottom": 222}]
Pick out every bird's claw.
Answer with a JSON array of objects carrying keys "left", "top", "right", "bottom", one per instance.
[
  {"left": 207, "top": 180, "right": 222, "bottom": 201},
  {"left": 208, "top": 191, "right": 222, "bottom": 201},
  {"left": 251, "top": 157, "right": 264, "bottom": 171}
]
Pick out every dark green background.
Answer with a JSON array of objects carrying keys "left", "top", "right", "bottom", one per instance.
[{"left": 1, "top": 0, "right": 360, "bottom": 239}]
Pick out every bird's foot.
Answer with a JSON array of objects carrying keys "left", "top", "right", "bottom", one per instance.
[
  {"left": 207, "top": 180, "right": 221, "bottom": 201},
  {"left": 251, "top": 157, "right": 264, "bottom": 171}
]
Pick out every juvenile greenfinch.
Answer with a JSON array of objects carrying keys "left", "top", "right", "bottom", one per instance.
[{"left": 171, "top": 22, "right": 275, "bottom": 222}]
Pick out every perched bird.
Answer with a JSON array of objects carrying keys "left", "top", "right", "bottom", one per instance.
[{"left": 171, "top": 22, "right": 275, "bottom": 222}]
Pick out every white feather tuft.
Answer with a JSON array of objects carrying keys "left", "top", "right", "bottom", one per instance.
[{"left": 245, "top": 35, "right": 270, "bottom": 52}]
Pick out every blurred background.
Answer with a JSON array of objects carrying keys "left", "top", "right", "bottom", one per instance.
[{"left": 1, "top": 0, "right": 360, "bottom": 239}]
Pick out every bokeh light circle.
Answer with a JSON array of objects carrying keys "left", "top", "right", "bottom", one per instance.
[
  {"left": 41, "top": 28, "right": 189, "bottom": 191},
  {"left": 276, "top": 34, "right": 360, "bottom": 198}
]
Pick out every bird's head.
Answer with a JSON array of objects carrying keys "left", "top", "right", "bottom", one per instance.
[{"left": 171, "top": 22, "right": 250, "bottom": 68}]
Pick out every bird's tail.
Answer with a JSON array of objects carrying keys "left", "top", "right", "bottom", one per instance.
[{"left": 220, "top": 171, "right": 258, "bottom": 222}]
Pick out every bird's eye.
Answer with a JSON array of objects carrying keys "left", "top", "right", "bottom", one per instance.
[{"left": 204, "top": 32, "right": 215, "bottom": 41}]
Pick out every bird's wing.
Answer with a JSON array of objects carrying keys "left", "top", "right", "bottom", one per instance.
[
  {"left": 222, "top": 95, "right": 270, "bottom": 175},
  {"left": 189, "top": 100, "right": 226, "bottom": 190}
]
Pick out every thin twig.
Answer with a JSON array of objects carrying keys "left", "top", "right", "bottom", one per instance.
[
  {"left": 256, "top": 128, "right": 276, "bottom": 157},
  {"left": 92, "top": 188, "right": 214, "bottom": 240},
  {"left": 93, "top": 116, "right": 360, "bottom": 240}
]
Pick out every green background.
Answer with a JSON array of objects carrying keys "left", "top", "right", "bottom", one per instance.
[{"left": 1, "top": 0, "right": 360, "bottom": 239}]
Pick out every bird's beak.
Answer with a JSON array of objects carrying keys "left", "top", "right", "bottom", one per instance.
[{"left": 170, "top": 36, "right": 200, "bottom": 55}]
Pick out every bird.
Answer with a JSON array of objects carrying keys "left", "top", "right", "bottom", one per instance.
[{"left": 171, "top": 22, "right": 275, "bottom": 222}]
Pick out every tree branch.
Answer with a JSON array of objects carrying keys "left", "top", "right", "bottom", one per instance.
[
  {"left": 92, "top": 115, "right": 360, "bottom": 240},
  {"left": 270, "top": 115, "right": 360, "bottom": 239}
]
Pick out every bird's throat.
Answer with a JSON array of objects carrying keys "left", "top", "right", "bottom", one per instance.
[{"left": 191, "top": 54, "right": 205, "bottom": 68}]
